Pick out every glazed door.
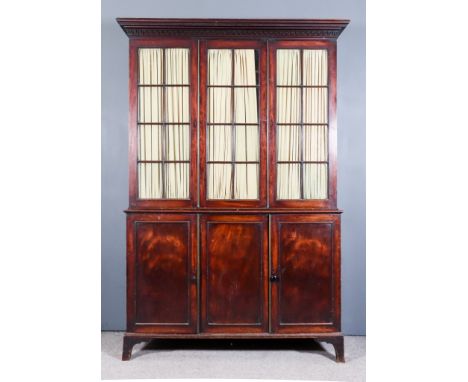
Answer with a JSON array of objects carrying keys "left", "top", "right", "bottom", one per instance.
[
  {"left": 127, "top": 214, "right": 197, "bottom": 333},
  {"left": 268, "top": 40, "right": 337, "bottom": 209},
  {"left": 200, "top": 215, "right": 268, "bottom": 332},
  {"left": 128, "top": 39, "right": 198, "bottom": 209},
  {"left": 271, "top": 214, "right": 341, "bottom": 333},
  {"left": 199, "top": 40, "right": 268, "bottom": 208}
]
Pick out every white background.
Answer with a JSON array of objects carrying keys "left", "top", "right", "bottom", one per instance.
[{"left": 0, "top": 0, "right": 467, "bottom": 381}]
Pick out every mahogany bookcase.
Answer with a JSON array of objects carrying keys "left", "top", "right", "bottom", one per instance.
[{"left": 117, "top": 18, "right": 349, "bottom": 362}]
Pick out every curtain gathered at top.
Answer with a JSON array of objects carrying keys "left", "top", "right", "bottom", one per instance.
[
  {"left": 207, "top": 49, "right": 259, "bottom": 200},
  {"left": 137, "top": 48, "right": 190, "bottom": 199},
  {"left": 135, "top": 47, "right": 329, "bottom": 201},
  {"left": 276, "top": 49, "right": 328, "bottom": 200}
]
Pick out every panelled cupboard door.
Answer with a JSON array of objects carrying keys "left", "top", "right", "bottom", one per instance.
[
  {"left": 201, "top": 215, "right": 269, "bottom": 332},
  {"left": 271, "top": 214, "right": 341, "bottom": 333},
  {"left": 126, "top": 214, "right": 197, "bottom": 333}
]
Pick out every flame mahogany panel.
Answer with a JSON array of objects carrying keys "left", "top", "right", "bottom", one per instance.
[
  {"left": 271, "top": 214, "right": 341, "bottom": 333},
  {"left": 127, "top": 213, "right": 197, "bottom": 333},
  {"left": 201, "top": 215, "right": 269, "bottom": 333},
  {"left": 135, "top": 222, "right": 189, "bottom": 323}
]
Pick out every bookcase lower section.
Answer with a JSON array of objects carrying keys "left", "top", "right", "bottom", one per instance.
[{"left": 125, "top": 211, "right": 342, "bottom": 362}]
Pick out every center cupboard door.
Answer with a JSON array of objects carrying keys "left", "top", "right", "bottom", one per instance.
[
  {"left": 200, "top": 215, "right": 269, "bottom": 333},
  {"left": 271, "top": 214, "right": 341, "bottom": 333}
]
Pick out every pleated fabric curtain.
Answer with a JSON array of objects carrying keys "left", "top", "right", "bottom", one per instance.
[
  {"left": 208, "top": 49, "right": 232, "bottom": 199},
  {"left": 207, "top": 49, "right": 259, "bottom": 199},
  {"left": 234, "top": 49, "right": 259, "bottom": 199},
  {"left": 276, "top": 49, "right": 328, "bottom": 200},
  {"left": 138, "top": 49, "right": 163, "bottom": 199},
  {"left": 302, "top": 49, "right": 328, "bottom": 199},
  {"left": 137, "top": 48, "right": 190, "bottom": 199},
  {"left": 277, "top": 49, "right": 301, "bottom": 199},
  {"left": 165, "top": 49, "right": 189, "bottom": 199},
  {"left": 136, "top": 48, "right": 328, "bottom": 201}
]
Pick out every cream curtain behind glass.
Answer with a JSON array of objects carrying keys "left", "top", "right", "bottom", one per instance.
[
  {"left": 276, "top": 49, "right": 328, "bottom": 200},
  {"left": 277, "top": 50, "right": 301, "bottom": 199},
  {"left": 207, "top": 49, "right": 259, "bottom": 200},
  {"left": 165, "top": 48, "right": 189, "bottom": 199},
  {"left": 234, "top": 50, "right": 258, "bottom": 199},
  {"left": 303, "top": 49, "right": 327, "bottom": 199},
  {"left": 208, "top": 49, "right": 232, "bottom": 199},
  {"left": 138, "top": 48, "right": 189, "bottom": 199}
]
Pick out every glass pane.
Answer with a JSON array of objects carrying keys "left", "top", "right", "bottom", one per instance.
[
  {"left": 234, "top": 164, "right": 259, "bottom": 199},
  {"left": 165, "top": 48, "right": 189, "bottom": 85},
  {"left": 303, "top": 88, "right": 328, "bottom": 123},
  {"left": 303, "top": 163, "right": 328, "bottom": 199},
  {"left": 303, "top": 49, "right": 328, "bottom": 86},
  {"left": 208, "top": 87, "right": 232, "bottom": 123},
  {"left": 277, "top": 163, "right": 301, "bottom": 200},
  {"left": 208, "top": 125, "right": 232, "bottom": 161},
  {"left": 275, "top": 48, "right": 330, "bottom": 202},
  {"left": 165, "top": 124, "right": 189, "bottom": 161},
  {"left": 277, "top": 49, "right": 301, "bottom": 85},
  {"left": 234, "top": 88, "right": 258, "bottom": 123},
  {"left": 235, "top": 125, "right": 259, "bottom": 162},
  {"left": 138, "top": 125, "right": 163, "bottom": 161},
  {"left": 138, "top": 163, "right": 163, "bottom": 199},
  {"left": 139, "top": 49, "right": 163, "bottom": 85},
  {"left": 137, "top": 47, "right": 191, "bottom": 201},
  {"left": 138, "top": 87, "right": 163, "bottom": 123},
  {"left": 277, "top": 88, "right": 300, "bottom": 123},
  {"left": 208, "top": 49, "right": 232, "bottom": 85},
  {"left": 303, "top": 125, "right": 328, "bottom": 161},
  {"left": 207, "top": 164, "right": 232, "bottom": 199},
  {"left": 234, "top": 49, "right": 258, "bottom": 86},
  {"left": 165, "top": 163, "right": 189, "bottom": 199},
  {"left": 277, "top": 125, "right": 301, "bottom": 161},
  {"left": 166, "top": 86, "right": 189, "bottom": 123},
  {"left": 207, "top": 49, "right": 260, "bottom": 201}
]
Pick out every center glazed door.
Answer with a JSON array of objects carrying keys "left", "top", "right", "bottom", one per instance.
[
  {"left": 200, "top": 215, "right": 269, "bottom": 333},
  {"left": 199, "top": 40, "right": 267, "bottom": 208}
]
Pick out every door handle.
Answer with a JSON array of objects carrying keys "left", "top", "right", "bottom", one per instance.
[{"left": 269, "top": 274, "right": 280, "bottom": 282}]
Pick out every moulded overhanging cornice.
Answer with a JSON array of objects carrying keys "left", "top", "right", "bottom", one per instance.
[{"left": 116, "top": 18, "right": 350, "bottom": 39}]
